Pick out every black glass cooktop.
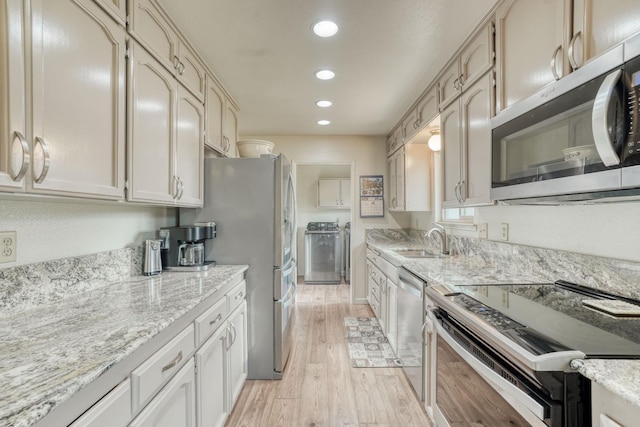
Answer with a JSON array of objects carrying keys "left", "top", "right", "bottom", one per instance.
[{"left": 448, "top": 281, "right": 640, "bottom": 358}]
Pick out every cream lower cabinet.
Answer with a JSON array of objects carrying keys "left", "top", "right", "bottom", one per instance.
[
  {"left": 128, "top": 41, "right": 203, "bottom": 207},
  {"left": 130, "top": 359, "right": 196, "bottom": 427},
  {"left": 28, "top": 0, "right": 126, "bottom": 200},
  {"left": 441, "top": 72, "right": 493, "bottom": 208},
  {"left": 366, "top": 248, "right": 399, "bottom": 353},
  {"left": 70, "top": 379, "right": 131, "bottom": 427},
  {"left": 196, "top": 300, "right": 248, "bottom": 427},
  {"left": 591, "top": 382, "right": 640, "bottom": 427}
]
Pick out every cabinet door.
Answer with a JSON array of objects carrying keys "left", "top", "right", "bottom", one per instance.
[
  {"left": 438, "top": 60, "right": 461, "bottom": 109},
  {"left": 318, "top": 179, "right": 340, "bottom": 207},
  {"left": 205, "top": 75, "right": 225, "bottom": 153},
  {"left": 402, "top": 109, "right": 418, "bottom": 142},
  {"left": 94, "top": 0, "right": 126, "bottom": 26},
  {"left": 130, "top": 359, "right": 196, "bottom": 427},
  {"left": 340, "top": 179, "right": 351, "bottom": 208},
  {"left": 495, "top": 0, "right": 568, "bottom": 112},
  {"left": 195, "top": 325, "right": 228, "bottom": 427},
  {"left": 177, "top": 41, "right": 206, "bottom": 102},
  {"left": 460, "top": 23, "right": 494, "bottom": 90},
  {"left": 223, "top": 101, "right": 239, "bottom": 158},
  {"left": 572, "top": 0, "right": 640, "bottom": 67},
  {"left": 128, "top": 0, "right": 179, "bottom": 74},
  {"left": 415, "top": 85, "right": 439, "bottom": 131},
  {"left": 395, "top": 148, "right": 405, "bottom": 210},
  {"left": 227, "top": 301, "right": 247, "bottom": 408},
  {"left": 461, "top": 73, "right": 493, "bottom": 206},
  {"left": 387, "top": 155, "right": 397, "bottom": 211},
  {"left": 386, "top": 280, "right": 398, "bottom": 354},
  {"left": 128, "top": 42, "right": 176, "bottom": 204},
  {"left": 175, "top": 85, "right": 204, "bottom": 207},
  {"left": 70, "top": 379, "right": 131, "bottom": 427},
  {"left": 30, "top": 0, "right": 126, "bottom": 199},
  {"left": 0, "top": 0, "right": 26, "bottom": 192},
  {"left": 441, "top": 100, "right": 462, "bottom": 208}
]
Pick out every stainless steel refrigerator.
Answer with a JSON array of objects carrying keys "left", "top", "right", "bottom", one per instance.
[{"left": 180, "top": 154, "right": 297, "bottom": 379}]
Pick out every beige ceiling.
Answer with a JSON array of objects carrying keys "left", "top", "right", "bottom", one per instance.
[{"left": 157, "top": 0, "right": 498, "bottom": 137}]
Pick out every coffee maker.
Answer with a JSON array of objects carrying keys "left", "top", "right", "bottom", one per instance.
[{"left": 159, "top": 222, "right": 216, "bottom": 271}]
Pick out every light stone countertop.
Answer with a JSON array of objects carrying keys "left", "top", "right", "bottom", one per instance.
[
  {"left": 367, "top": 238, "right": 640, "bottom": 408},
  {"left": 0, "top": 264, "right": 248, "bottom": 427}
]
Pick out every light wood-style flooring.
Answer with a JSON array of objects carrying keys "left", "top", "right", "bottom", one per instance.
[{"left": 225, "top": 283, "right": 433, "bottom": 427}]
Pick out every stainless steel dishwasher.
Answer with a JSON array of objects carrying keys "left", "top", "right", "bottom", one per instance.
[
  {"left": 397, "top": 267, "right": 425, "bottom": 400},
  {"left": 303, "top": 222, "right": 342, "bottom": 283}
]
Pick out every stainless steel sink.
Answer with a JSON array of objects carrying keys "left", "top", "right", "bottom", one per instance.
[{"left": 391, "top": 249, "right": 439, "bottom": 258}]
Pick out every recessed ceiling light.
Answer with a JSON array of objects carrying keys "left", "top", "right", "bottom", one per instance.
[
  {"left": 313, "top": 20, "right": 339, "bottom": 38},
  {"left": 317, "top": 120, "right": 331, "bottom": 126},
  {"left": 316, "top": 100, "right": 332, "bottom": 108},
  {"left": 315, "top": 70, "right": 335, "bottom": 80}
]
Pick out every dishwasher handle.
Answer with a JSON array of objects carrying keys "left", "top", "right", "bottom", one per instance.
[{"left": 398, "top": 268, "right": 424, "bottom": 298}]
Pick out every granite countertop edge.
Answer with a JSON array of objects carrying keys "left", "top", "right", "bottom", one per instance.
[
  {"left": 366, "top": 239, "right": 640, "bottom": 409},
  {"left": 0, "top": 264, "right": 249, "bottom": 427}
]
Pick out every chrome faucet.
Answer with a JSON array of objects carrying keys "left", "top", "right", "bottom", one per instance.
[{"left": 426, "top": 223, "right": 449, "bottom": 255}]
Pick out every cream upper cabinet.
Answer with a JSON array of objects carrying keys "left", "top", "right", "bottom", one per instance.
[
  {"left": 439, "top": 23, "right": 494, "bottom": 110},
  {"left": 388, "top": 143, "right": 431, "bottom": 212},
  {"left": 415, "top": 85, "right": 439, "bottom": 133},
  {"left": 94, "top": 0, "right": 127, "bottom": 26},
  {"left": 442, "top": 73, "right": 493, "bottom": 208},
  {"left": 401, "top": 112, "right": 417, "bottom": 143},
  {"left": 224, "top": 101, "right": 239, "bottom": 158},
  {"left": 205, "top": 75, "right": 225, "bottom": 153},
  {"left": 128, "top": 41, "right": 203, "bottom": 207},
  {"left": 386, "top": 126, "right": 403, "bottom": 157},
  {"left": 495, "top": 0, "right": 570, "bottom": 112},
  {"left": 128, "top": 0, "right": 179, "bottom": 74},
  {"left": 128, "top": 0, "right": 205, "bottom": 102},
  {"left": 30, "top": 0, "right": 126, "bottom": 200},
  {"left": 175, "top": 85, "right": 204, "bottom": 207},
  {"left": 0, "top": 0, "right": 27, "bottom": 192},
  {"left": 317, "top": 178, "right": 350, "bottom": 209},
  {"left": 571, "top": 0, "right": 640, "bottom": 69}
]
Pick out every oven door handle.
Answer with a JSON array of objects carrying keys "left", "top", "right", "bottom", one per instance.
[
  {"left": 592, "top": 68, "right": 622, "bottom": 167},
  {"left": 434, "top": 320, "right": 548, "bottom": 426}
]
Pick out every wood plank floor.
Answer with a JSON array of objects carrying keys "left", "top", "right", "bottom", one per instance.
[{"left": 225, "top": 283, "right": 433, "bottom": 427}]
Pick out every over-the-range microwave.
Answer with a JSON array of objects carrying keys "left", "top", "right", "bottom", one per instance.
[{"left": 490, "top": 33, "right": 640, "bottom": 204}]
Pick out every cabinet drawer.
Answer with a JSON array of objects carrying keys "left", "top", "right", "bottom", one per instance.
[
  {"left": 194, "top": 297, "right": 228, "bottom": 346},
  {"left": 227, "top": 280, "right": 246, "bottom": 314},
  {"left": 70, "top": 379, "right": 131, "bottom": 427},
  {"left": 131, "top": 324, "right": 195, "bottom": 411}
]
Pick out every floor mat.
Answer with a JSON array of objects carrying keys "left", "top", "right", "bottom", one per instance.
[{"left": 344, "top": 317, "right": 402, "bottom": 367}]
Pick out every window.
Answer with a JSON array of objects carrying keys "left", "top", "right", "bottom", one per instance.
[{"left": 442, "top": 207, "right": 475, "bottom": 222}]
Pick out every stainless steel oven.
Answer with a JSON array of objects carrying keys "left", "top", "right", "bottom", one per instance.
[{"left": 491, "top": 33, "right": 640, "bottom": 203}]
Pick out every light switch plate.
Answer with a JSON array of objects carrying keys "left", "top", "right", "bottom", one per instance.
[{"left": 0, "top": 231, "right": 17, "bottom": 263}]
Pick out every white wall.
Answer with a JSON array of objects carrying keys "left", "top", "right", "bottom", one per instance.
[
  {"left": 475, "top": 202, "right": 640, "bottom": 262},
  {"left": 247, "top": 135, "right": 408, "bottom": 303},
  {"left": 0, "top": 198, "right": 175, "bottom": 267}
]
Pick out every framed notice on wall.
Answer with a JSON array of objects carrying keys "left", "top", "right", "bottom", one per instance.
[{"left": 359, "top": 175, "right": 384, "bottom": 218}]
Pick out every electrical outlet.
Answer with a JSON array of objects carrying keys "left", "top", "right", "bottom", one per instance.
[
  {"left": 0, "top": 231, "right": 17, "bottom": 263},
  {"left": 501, "top": 290, "right": 510, "bottom": 308},
  {"left": 478, "top": 223, "right": 488, "bottom": 239},
  {"left": 501, "top": 223, "right": 509, "bottom": 241}
]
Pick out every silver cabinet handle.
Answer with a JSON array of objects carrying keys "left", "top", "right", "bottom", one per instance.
[
  {"left": 454, "top": 182, "right": 461, "bottom": 203},
  {"left": 161, "top": 350, "right": 183, "bottom": 372},
  {"left": 173, "top": 55, "right": 180, "bottom": 70},
  {"left": 550, "top": 45, "right": 563, "bottom": 81},
  {"left": 177, "top": 177, "right": 184, "bottom": 199},
  {"left": 10, "top": 131, "right": 30, "bottom": 182},
  {"left": 230, "top": 322, "right": 237, "bottom": 346},
  {"left": 235, "top": 291, "right": 244, "bottom": 300},
  {"left": 391, "top": 197, "right": 396, "bottom": 209},
  {"left": 209, "top": 313, "right": 223, "bottom": 326},
  {"left": 453, "top": 78, "right": 460, "bottom": 90},
  {"left": 459, "top": 180, "right": 466, "bottom": 203},
  {"left": 32, "top": 137, "right": 50, "bottom": 184},
  {"left": 223, "top": 136, "right": 230, "bottom": 152},
  {"left": 420, "top": 320, "right": 429, "bottom": 343},
  {"left": 173, "top": 175, "right": 180, "bottom": 198},
  {"left": 592, "top": 69, "right": 623, "bottom": 167},
  {"left": 226, "top": 327, "right": 233, "bottom": 351},
  {"left": 178, "top": 62, "right": 185, "bottom": 75},
  {"left": 459, "top": 73, "right": 465, "bottom": 87},
  {"left": 568, "top": 31, "right": 582, "bottom": 70}
]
